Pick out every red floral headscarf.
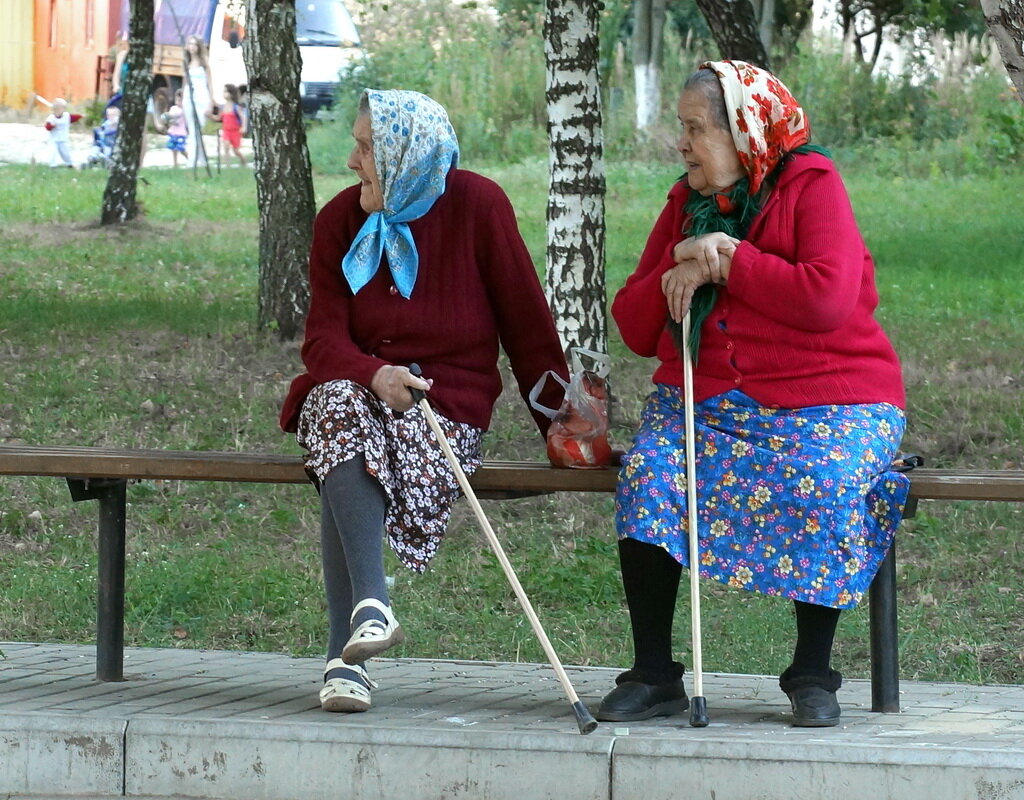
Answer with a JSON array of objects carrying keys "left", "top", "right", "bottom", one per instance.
[{"left": 699, "top": 60, "right": 810, "bottom": 195}]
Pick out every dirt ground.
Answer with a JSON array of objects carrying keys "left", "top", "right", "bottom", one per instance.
[{"left": 0, "top": 121, "right": 252, "bottom": 169}]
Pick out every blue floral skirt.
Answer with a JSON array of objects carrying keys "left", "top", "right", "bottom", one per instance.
[{"left": 616, "top": 387, "right": 910, "bottom": 609}]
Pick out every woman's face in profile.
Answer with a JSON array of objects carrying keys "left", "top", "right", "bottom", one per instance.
[
  {"left": 676, "top": 88, "right": 744, "bottom": 196},
  {"left": 347, "top": 114, "right": 384, "bottom": 214}
]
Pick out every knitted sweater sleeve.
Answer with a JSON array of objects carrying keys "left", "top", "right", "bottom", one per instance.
[
  {"left": 727, "top": 168, "right": 866, "bottom": 332},
  {"left": 611, "top": 193, "right": 682, "bottom": 357},
  {"left": 476, "top": 185, "right": 569, "bottom": 437},
  {"left": 299, "top": 196, "right": 388, "bottom": 390}
]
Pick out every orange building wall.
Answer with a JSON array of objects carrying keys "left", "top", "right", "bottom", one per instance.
[
  {"left": 33, "top": 0, "right": 119, "bottom": 106},
  {"left": 0, "top": 0, "right": 35, "bottom": 108}
]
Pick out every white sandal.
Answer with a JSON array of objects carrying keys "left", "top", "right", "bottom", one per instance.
[
  {"left": 341, "top": 598, "right": 406, "bottom": 664},
  {"left": 320, "top": 658, "right": 377, "bottom": 713}
]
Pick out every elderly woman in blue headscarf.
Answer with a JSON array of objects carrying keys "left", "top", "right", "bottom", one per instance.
[{"left": 280, "top": 90, "right": 569, "bottom": 713}]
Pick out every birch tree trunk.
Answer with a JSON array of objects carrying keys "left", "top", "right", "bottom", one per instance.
[
  {"left": 544, "top": 0, "right": 607, "bottom": 357},
  {"left": 695, "top": 0, "right": 771, "bottom": 68},
  {"left": 100, "top": 0, "right": 153, "bottom": 225},
  {"left": 243, "top": 0, "right": 315, "bottom": 339},
  {"left": 982, "top": 0, "right": 1024, "bottom": 102},
  {"left": 633, "top": 0, "right": 667, "bottom": 131}
]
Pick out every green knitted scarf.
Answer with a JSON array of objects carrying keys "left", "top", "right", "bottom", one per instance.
[{"left": 668, "top": 144, "right": 831, "bottom": 362}]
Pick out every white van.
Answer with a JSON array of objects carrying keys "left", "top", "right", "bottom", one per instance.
[{"left": 209, "top": 0, "right": 361, "bottom": 114}]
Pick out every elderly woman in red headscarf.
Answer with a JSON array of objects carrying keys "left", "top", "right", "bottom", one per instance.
[{"left": 597, "top": 61, "right": 910, "bottom": 727}]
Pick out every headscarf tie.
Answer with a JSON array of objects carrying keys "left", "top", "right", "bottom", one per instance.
[
  {"left": 699, "top": 60, "right": 810, "bottom": 195},
  {"left": 341, "top": 89, "right": 459, "bottom": 298}
]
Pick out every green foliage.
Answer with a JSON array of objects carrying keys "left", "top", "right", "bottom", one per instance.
[
  {"left": 331, "top": 0, "right": 546, "bottom": 164},
  {"left": 304, "top": 2, "right": 1021, "bottom": 178},
  {"left": 780, "top": 44, "right": 1024, "bottom": 175}
]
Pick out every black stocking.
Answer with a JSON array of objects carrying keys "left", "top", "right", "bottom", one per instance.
[{"left": 618, "top": 538, "right": 684, "bottom": 684}]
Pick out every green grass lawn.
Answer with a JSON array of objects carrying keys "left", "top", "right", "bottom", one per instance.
[{"left": 0, "top": 160, "right": 1021, "bottom": 686}]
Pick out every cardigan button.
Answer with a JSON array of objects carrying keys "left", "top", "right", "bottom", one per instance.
[
  {"left": 734, "top": 377, "right": 742, "bottom": 385},
  {"left": 389, "top": 285, "right": 398, "bottom": 296},
  {"left": 725, "top": 342, "right": 734, "bottom": 350}
]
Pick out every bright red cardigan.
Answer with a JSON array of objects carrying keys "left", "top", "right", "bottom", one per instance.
[
  {"left": 280, "top": 169, "right": 569, "bottom": 435},
  {"left": 612, "top": 153, "right": 906, "bottom": 410}
]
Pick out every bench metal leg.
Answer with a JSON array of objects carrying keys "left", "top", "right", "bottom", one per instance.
[
  {"left": 869, "top": 541, "right": 899, "bottom": 712},
  {"left": 67, "top": 478, "right": 127, "bottom": 682}
]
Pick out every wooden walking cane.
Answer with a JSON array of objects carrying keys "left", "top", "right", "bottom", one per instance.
[
  {"left": 407, "top": 365, "right": 598, "bottom": 735},
  {"left": 680, "top": 313, "right": 710, "bottom": 727}
]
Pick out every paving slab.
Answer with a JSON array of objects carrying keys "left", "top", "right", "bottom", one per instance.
[{"left": 2, "top": 641, "right": 1023, "bottom": 799}]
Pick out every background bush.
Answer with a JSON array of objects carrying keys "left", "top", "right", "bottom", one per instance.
[{"left": 308, "top": 2, "right": 1023, "bottom": 176}]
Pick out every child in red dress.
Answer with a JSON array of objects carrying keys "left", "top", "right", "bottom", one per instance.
[{"left": 215, "top": 84, "right": 248, "bottom": 166}]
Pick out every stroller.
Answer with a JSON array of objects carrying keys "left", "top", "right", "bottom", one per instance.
[{"left": 85, "top": 115, "right": 119, "bottom": 168}]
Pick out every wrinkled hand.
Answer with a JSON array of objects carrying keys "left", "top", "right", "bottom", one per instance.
[
  {"left": 672, "top": 232, "right": 738, "bottom": 287},
  {"left": 370, "top": 365, "right": 433, "bottom": 413},
  {"left": 661, "top": 260, "right": 707, "bottom": 324}
]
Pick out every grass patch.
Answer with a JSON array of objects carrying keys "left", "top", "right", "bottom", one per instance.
[{"left": 0, "top": 160, "right": 1022, "bottom": 686}]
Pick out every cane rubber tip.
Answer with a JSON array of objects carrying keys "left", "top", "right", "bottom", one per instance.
[
  {"left": 573, "top": 701, "right": 598, "bottom": 735},
  {"left": 689, "top": 696, "right": 709, "bottom": 728}
]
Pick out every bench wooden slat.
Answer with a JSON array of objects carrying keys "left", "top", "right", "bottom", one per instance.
[
  {"left": 1, "top": 445, "right": 1022, "bottom": 502},
  {"left": 0, "top": 444, "right": 618, "bottom": 493}
]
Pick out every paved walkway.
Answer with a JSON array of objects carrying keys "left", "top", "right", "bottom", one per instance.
[
  {"left": 0, "top": 122, "right": 251, "bottom": 169},
  {"left": 2, "top": 642, "right": 1024, "bottom": 799}
]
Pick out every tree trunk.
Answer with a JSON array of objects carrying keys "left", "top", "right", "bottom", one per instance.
[
  {"left": 695, "top": 0, "right": 771, "bottom": 68},
  {"left": 632, "top": 0, "right": 667, "bottom": 131},
  {"left": 982, "top": 0, "right": 1024, "bottom": 102},
  {"left": 243, "top": 0, "right": 316, "bottom": 339},
  {"left": 868, "top": 12, "right": 884, "bottom": 70},
  {"left": 100, "top": 0, "right": 153, "bottom": 225},
  {"left": 756, "top": 0, "right": 775, "bottom": 57},
  {"left": 544, "top": 0, "right": 607, "bottom": 358}
]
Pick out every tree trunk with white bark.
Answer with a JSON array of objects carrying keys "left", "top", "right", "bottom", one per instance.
[
  {"left": 243, "top": 0, "right": 316, "bottom": 339},
  {"left": 101, "top": 0, "right": 153, "bottom": 225},
  {"left": 982, "top": 0, "right": 1024, "bottom": 102},
  {"left": 633, "top": 0, "right": 667, "bottom": 131},
  {"left": 544, "top": 0, "right": 607, "bottom": 357}
]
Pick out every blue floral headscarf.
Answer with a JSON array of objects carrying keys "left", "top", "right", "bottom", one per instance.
[{"left": 341, "top": 89, "right": 460, "bottom": 298}]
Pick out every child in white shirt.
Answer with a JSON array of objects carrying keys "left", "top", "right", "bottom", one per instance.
[{"left": 44, "top": 98, "right": 82, "bottom": 167}]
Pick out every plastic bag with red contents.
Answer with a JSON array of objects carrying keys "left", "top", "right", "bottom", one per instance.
[{"left": 529, "top": 348, "right": 612, "bottom": 469}]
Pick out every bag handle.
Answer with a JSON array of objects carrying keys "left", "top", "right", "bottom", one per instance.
[
  {"left": 528, "top": 370, "right": 569, "bottom": 419},
  {"left": 569, "top": 347, "right": 610, "bottom": 378}
]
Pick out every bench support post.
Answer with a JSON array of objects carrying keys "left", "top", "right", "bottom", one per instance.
[
  {"left": 869, "top": 541, "right": 899, "bottom": 712},
  {"left": 67, "top": 478, "right": 127, "bottom": 682}
]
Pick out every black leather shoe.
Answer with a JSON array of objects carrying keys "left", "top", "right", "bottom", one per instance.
[
  {"left": 596, "top": 672, "right": 689, "bottom": 722},
  {"left": 779, "top": 668, "right": 842, "bottom": 727}
]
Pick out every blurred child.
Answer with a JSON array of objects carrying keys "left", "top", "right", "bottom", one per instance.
[
  {"left": 164, "top": 89, "right": 188, "bottom": 167},
  {"left": 86, "top": 105, "right": 120, "bottom": 168},
  {"left": 43, "top": 98, "right": 82, "bottom": 168},
  {"left": 214, "top": 84, "right": 248, "bottom": 166}
]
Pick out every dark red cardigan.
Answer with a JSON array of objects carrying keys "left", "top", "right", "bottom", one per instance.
[
  {"left": 612, "top": 153, "right": 906, "bottom": 410},
  {"left": 280, "top": 169, "right": 568, "bottom": 436}
]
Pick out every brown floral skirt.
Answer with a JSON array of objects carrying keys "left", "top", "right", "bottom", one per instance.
[{"left": 297, "top": 379, "right": 483, "bottom": 572}]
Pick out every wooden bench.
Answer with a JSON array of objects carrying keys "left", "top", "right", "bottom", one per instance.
[{"left": 2, "top": 443, "right": 1022, "bottom": 713}]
